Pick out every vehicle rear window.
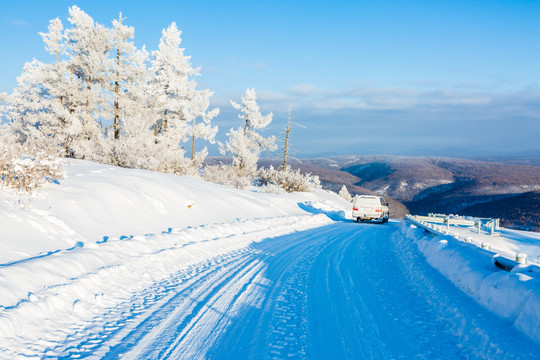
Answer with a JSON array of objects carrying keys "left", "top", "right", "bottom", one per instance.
[{"left": 354, "top": 197, "right": 380, "bottom": 206}]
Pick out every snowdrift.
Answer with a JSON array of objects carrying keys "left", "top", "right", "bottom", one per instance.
[
  {"left": 0, "top": 159, "right": 348, "bottom": 265},
  {"left": 0, "top": 159, "right": 350, "bottom": 357},
  {"left": 399, "top": 222, "right": 540, "bottom": 345}
]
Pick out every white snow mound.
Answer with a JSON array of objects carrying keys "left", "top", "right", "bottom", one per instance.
[{"left": 0, "top": 159, "right": 351, "bottom": 357}]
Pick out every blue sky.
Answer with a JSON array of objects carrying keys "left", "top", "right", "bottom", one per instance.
[{"left": 1, "top": 0, "right": 539, "bottom": 158}]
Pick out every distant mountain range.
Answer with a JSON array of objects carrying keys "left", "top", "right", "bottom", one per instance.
[{"left": 256, "top": 155, "right": 540, "bottom": 232}]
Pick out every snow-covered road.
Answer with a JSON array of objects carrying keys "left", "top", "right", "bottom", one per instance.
[{"left": 42, "top": 221, "right": 538, "bottom": 359}]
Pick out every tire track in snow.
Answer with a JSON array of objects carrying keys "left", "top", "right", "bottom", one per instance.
[
  {"left": 52, "top": 249, "right": 252, "bottom": 359},
  {"left": 205, "top": 224, "right": 341, "bottom": 359},
  {"left": 59, "top": 244, "right": 281, "bottom": 359},
  {"left": 0, "top": 214, "right": 332, "bottom": 359},
  {"left": 305, "top": 222, "right": 539, "bottom": 360},
  {"left": 25, "top": 220, "right": 540, "bottom": 359},
  {"left": 129, "top": 227, "right": 333, "bottom": 359},
  {"left": 208, "top": 222, "right": 540, "bottom": 360}
]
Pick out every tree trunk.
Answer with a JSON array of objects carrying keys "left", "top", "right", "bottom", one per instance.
[
  {"left": 283, "top": 108, "right": 291, "bottom": 172},
  {"left": 164, "top": 110, "right": 168, "bottom": 132},
  {"left": 114, "top": 47, "right": 120, "bottom": 139},
  {"left": 86, "top": 76, "right": 91, "bottom": 115},
  {"left": 191, "top": 116, "right": 196, "bottom": 160}
]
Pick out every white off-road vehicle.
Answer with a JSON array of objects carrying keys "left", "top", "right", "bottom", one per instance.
[{"left": 352, "top": 195, "right": 390, "bottom": 223}]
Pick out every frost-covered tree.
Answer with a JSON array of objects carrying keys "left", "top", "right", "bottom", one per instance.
[
  {"left": 109, "top": 13, "right": 149, "bottom": 140},
  {"left": 40, "top": 18, "right": 65, "bottom": 67},
  {"left": 147, "top": 22, "right": 219, "bottom": 171},
  {"left": 38, "top": 18, "right": 80, "bottom": 155},
  {"left": 220, "top": 88, "right": 276, "bottom": 175},
  {"left": 187, "top": 89, "right": 219, "bottom": 165},
  {"left": 258, "top": 165, "right": 321, "bottom": 193},
  {"left": 64, "top": 6, "right": 113, "bottom": 159},
  {"left": 4, "top": 60, "right": 56, "bottom": 143},
  {"left": 149, "top": 23, "right": 197, "bottom": 146},
  {"left": 339, "top": 185, "right": 353, "bottom": 202},
  {"left": 0, "top": 124, "right": 63, "bottom": 193},
  {"left": 2, "top": 7, "right": 220, "bottom": 175},
  {"left": 4, "top": 18, "right": 72, "bottom": 153},
  {"left": 4, "top": 59, "right": 78, "bottom": 155}
]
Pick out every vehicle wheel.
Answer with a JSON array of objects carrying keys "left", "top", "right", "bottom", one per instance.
[{"left": 354, "top": 217, "right": 359, "bottom": 223}]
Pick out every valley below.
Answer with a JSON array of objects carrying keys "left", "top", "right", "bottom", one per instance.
[{"left": 256, "top": 155, "right": 540, "bottom": 232}]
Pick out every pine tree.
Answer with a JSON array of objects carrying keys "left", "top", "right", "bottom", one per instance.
[
  {"left": 149, "top": 22, "right": 197, "bottom": 146},
  {"left": 38, "top": 17, "right": 79, "bottom": 155},
  {"left": 220, "top": 88, "right": 276, "bottom": 175},
  {"left": 5, "top": 60, "right": 57, "bottom": 144},
  {"left": 187, "top": 89, "right": 219, "bottom": 165},
  {"left": 3, "top": 7, "right": 220, "bottom": 175},
  {"left": 148, "top": 22, "right": 219, "bottom": 172},
  {"left": 65, "top": 5, "right": 113, "bottom": 159},
  {"left": 4, "top": 18, "right": 74, "bottom": 154},
  {"left": 339, "top": 185, "right": 353, "bottom": 202},
  {"left": 110, "top": 13, "right": 149, "bottom": 140}
]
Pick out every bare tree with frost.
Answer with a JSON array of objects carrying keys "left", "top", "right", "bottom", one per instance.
[{"left": 220, "top": 88, "right": 276, "bottom": 175}]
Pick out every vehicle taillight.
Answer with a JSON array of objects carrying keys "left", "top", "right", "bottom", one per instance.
[
  {"left": 375, "top": 209, "right": 382, "bottom": 212},
  {"left": 353, "top": 207, "right": 358, "bottom": 211}
]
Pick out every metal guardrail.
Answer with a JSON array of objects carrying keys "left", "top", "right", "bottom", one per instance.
[
  {"left": 405, "top": 214, "right": 537, "bottom": 272},
  {"left": 412, "top": 213, "right": 500, "bottom": 236}
]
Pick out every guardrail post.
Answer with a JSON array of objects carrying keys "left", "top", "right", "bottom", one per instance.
[
  {"left": 516, "top": 253, "right": 527, "bottom": 264},
  {"left": 481, "top": 242, "right": 491, "bottom": 250},
  {"left": 476, "top": 220, "right": 481, "bottom": 234}
]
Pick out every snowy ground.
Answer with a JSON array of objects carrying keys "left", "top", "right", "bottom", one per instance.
[{"left": 1, "top": 160, "right": 539, "bottom": 359}]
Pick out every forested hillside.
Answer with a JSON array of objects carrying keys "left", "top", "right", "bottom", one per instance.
[{"left": 263, "top": 155, "right": 540, "bottom": 231}]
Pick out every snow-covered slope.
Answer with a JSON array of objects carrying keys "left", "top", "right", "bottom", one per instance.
[
  {"left": 1, "top": 159, "right": 540, "bottom": 358},
  {"left": 0, "top": 159, "right": 348, "bottom": 265},
  {"left": 0, "top": 159, "right": 351, "bottom": 358}
]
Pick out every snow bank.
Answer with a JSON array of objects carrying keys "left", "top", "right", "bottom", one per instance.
[
  {"left": 0, "top": 214, "right": 333, "bottom": 357},
  {"left": 0, "top": 159, "right": 350, "bottom": 357},
  {"left": 399, "top": 222, "right": 540, "bottom": 345},
  {"left": 0, "top": 159, "right": 349, "bottom": 264}
]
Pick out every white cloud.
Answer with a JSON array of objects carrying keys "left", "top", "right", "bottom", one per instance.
[
  {"left": 10, "top": 19, "right": 28, "bottom": 27},
  {"left": 257, "top": 90, "right": 291, "bottom": 102},
  {"left": 249, "top": 83, "right": 538, "bottom": 113},
  {"left": 287, "top": 83, "right": 323, "bottom": 96}
]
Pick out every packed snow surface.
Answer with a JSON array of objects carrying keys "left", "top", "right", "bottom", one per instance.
[{"left": 1, "top": 159, "right": 539, "bottom": 359}]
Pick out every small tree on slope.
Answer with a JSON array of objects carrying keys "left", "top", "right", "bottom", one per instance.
[{"left": 339, "top": 185, "right": 353, "bottom": 202}]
